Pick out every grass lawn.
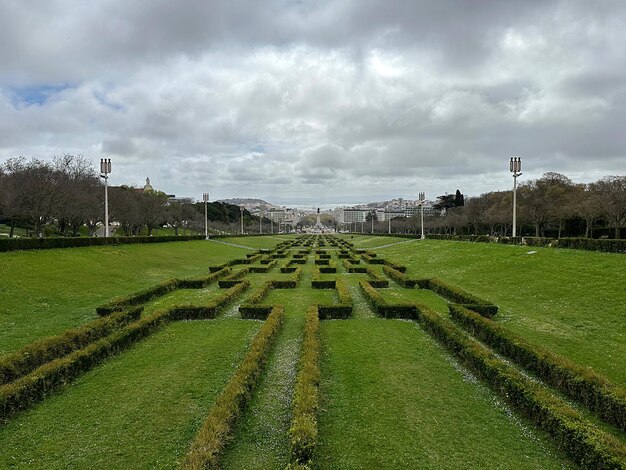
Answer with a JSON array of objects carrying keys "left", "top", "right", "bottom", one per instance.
[
  {"left": 317, "top": 318, "right": 572, "bottom": 469},
  {"left": 0, "top": 319, "right": 260, "bottom": 469},
  {"left": 0, "top": 240, "right": 277, "bottom": 355},
  {"left": 346, "top": 235, "right": 626, "bottom": 385}
]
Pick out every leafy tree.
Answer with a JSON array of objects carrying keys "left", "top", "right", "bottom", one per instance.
[{"left": 591, "top": 176, "right": 626, "bottom": 238}]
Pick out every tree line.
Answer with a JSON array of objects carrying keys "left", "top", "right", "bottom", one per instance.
[
  {"left": 0, "top": 156, "right": 258, "bottom": 238},
  {"left": 387, "top": 173, "right": 625, "bottom": 239}
]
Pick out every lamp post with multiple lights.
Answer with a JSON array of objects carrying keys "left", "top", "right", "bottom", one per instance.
[
  {"left": 419, "top": 192, "right": 425, "bottom": 239},
  {"left": 99, "top": 159, "right": 111, "bottom": 237},
  {"left": 510, "top": 157, "right": 522, "bottom": 237},
  {"left": 203, "top": 193, "right": 209, "bottom": 239}
]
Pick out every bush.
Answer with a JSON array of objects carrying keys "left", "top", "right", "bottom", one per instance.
[
  {"left": 0, "top": 309, "right": 170, "bottom": 421},
  {"left": 359, "top": 280, "right": 417, "bottom": 319},
  {"left": 425, "top": 278, "right": 498, "bottom": 317},
  {"left": 96, "top": 278, "right": 179, "bottom": 316},
  {"left": 250, "top": 260, "right": 278, "bottom": 273},
  {"left": 177, "top": 268, "right": 231, "bottom": 288},
  {"left": 273, "top": 267, "right": 302, "bottom": 289},
  {"left": 316, "top": 279, "right": 353, "bottom": 319},
  {"left": 289, "top": 306, "right": 321, "bottom": 468},
  {"left": 417, "top": 305, "right": 626, "bottom": 468},
  {"left": 0, "top": 235, "right": 205, "bottom": 252},
  {"left": 367, "top": 268, "right": 389, "bottom": 288},
  {"left": 0, "top": 307, "right": 142, "bottom": 385},
  {"left": 448, "top": 304, "right": 626, "bottom": 432},
  {"left": 218, "top": 268, "right": 250, "bottom": 288},
  {"left": 383, "top": 265, "right": 416, "bottom": 288},
  {"left": 182, "top": 305, "right": 284, "bottom": 469}
]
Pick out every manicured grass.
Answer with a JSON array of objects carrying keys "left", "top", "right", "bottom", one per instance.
[
  {"left": 0, "top": 319, "right": 260, "bottom": 469},
  {"left": 350, "top": 236, "right": 626, "bottom": 385},
  {"left": 316, "top": 318, "right": 571, "bottom": 469},
  {"left": 0, "top": 240, "right": 273, "bottom": 355}
]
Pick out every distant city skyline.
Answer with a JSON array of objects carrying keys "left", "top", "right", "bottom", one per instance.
[{"left": 1, "top": 1, "right": 624, "bottom": 201}]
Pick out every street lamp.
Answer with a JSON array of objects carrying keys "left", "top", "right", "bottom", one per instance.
[
  {"left": 387, "top": 206, "right": 391, "bottom": 234},
  {"left": 203, "top": 193, "right": 209, "bottom": 239},
  {"left": 260, "top": 211, "right": 263, "bottom": 235},
  {"left": 99, "top": 158, "right": 111, "bottom": 237},
  {"left": 510, "top": 157, "right": 522, "bottom": 237},
  {"left": 240, "top": 206, "right": 244, "bottom": 235},
  {"left": 419, "top": 192, "right": 425, "bottom": 240}
]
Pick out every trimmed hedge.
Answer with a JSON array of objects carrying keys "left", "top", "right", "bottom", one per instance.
[
  {"left": 383, "top": 260, "right": 407, "bottom": 272},
  {"left": 169, "top": 281, "right": 250, "bottom": 321},
  {"left": 239, "top": 282, "right": 274, "bottom": 318},
  {"left": 177, "top": 268, "right": 232, "bottom": 288},
  {"left": 342, "top": 259, "right": 366, "bottom": 273},
  {"left": 0, "top": 309, "right": 169, "bottom": 421},
  {"left": 218, "top": 268, "right": 250, "bottom": 288},
  {"left": 361, "top": 252, "right": 385, "bottom": 264},
  {"left": 273, "top": 267, "right": 303, "bottom": 288},
  {"left": 96, "top": 278, "right": 179, "bottom": 316},
  {"left": 383, "top": 265, "right": 417, "bottom": 288},
  {"left": 359, "top": 280, "right": 418, "bottom": 319},
  {"left": 182, "top": 305, "right": 284, "bottom": 469},
  {"left": 449, "top": 304, "right": 626, "bottom": 432},
  {"left": 0, "top": 235, "right": 205, "bottom": 252},
  {"left": 250, "top": 260, "right": 278, "bottom": 273},
  {"left": 417, "top": 305, "right": 626, "bottom": 468},
  {"left": 289, "top": 306, "right": 321, "bottom": 468},
  {"left": 367, "top": 267, "right": 389, "bottom": 288},
  {"left": 0, "top": 307, "right": 142, "bottom": 385},
  {"left": 423, "top": 278, "right": 498, "bottom": 317},
  {"left": 317, "top": 279, "right": 353, "bottom": 320}
]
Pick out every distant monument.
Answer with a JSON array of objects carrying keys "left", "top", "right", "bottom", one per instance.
[
  {"left": 316, "top": 207, "right": 321, "bottom": 226},
  {"left": 143, "top": 177, "right": 153, "bottom": 192}
]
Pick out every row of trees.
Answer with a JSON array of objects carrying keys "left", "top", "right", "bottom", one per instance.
[
  {"left": 384, "top": 173, "right": 624, "bottom": 239},
  {"left": 0, "top": 156, "right": 259, "bottom": 237}
]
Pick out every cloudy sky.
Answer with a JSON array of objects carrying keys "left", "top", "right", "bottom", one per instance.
[{"left": 1, "top": 0, "right": 624, "bottom": 205}]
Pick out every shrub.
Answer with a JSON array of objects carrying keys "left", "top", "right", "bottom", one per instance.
[
  {"left": 359, "top": 280, "right": 417, "bottom": 319},
  {"left": 250, "top": 260, "right": 278, "bottom": 273},
  {"left": 0, "top": 307, "right": 142, "bottom": 385},
  {"left": 367, "top": 267, "right": 389, "bottom": 288},
  {"left": 425, "top": 278, "right": 498, "bottom": 317},
  {"left": 417, "top": 305, "right": 626, "bottom": 468},
  {"left": 273, "top": 267, "right": 302, "bottom": 288},
  {"left": 361, "top": 252, "right": 385, "bottom": 264},
  {"left": 209, "top": 263, "right": 229, "bottom": 273},
  {"left": 289, "top": 306, "right": 321, "bottom": 467},
  {"left": 96, "top": 278, "right": 179, "bottom": 316},
  {"left": 383, "top": 260, "right": 407, "bottom": 272},
  {"left": 383, "top": 265, "right": 416, "bottom": 288},
  {"left": 0, "top": 309, "right": 170, "bottom": 421},
  {"left": 182, "top": 305, "right": 284, "bottom": 469},
  {"left": 218, "top": 268, "right": 250, "bottom": 288},
  {"left": 0, "top": 235, "right": 205, "bottom": 252},
  {"left": 448, "top": 304, "right": 626, "bottom": 432},
  {"left": 177, "top": 268, "right": 231, "bottom": 288}
]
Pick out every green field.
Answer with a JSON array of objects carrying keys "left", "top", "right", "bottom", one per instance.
[{"left": 0, "top": 234, "right": 624, "bottom": 468}]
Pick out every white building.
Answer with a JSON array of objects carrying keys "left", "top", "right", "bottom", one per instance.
[{"left": 340, "top": 208, "right": 368, "bottom": 224}]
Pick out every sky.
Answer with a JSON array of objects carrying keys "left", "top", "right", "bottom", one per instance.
[{"left": 1, "top": 0, "right": 625, "bottom": 205}]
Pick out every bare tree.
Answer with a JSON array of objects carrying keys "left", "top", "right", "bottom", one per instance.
[{"left": 591, "top": 176, "right": 626, "bottom": 238}]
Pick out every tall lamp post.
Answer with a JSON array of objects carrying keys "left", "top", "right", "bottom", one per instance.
[
  {"left": 240, "top": 206, "right": 244, "bottom": 235},
  {"left": 387, "top": 206, "right": 391, "bottom": 234},
  {"left": 260, "top": 211, "right": 263, "bottom": 235},
  {"left": 203, "top": 193, "right": 209, "bottom": 239},
  {"left": 419, "top": 192, "right": 425, "bottom": 240},
  {"left": 99, "top": 158, "right": 111, "bottom": 237},
  {"left": 510, "top": 157, "right": 522, "bottom": 237}
]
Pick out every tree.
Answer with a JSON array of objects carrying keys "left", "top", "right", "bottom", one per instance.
[
  {"left": 591, "top": 176, "right": 626, "bottom": 238},
  {"left": 433, "top": 194, "right": 456, "bottom": 212},
  {"left": 365, "top": 210, "right": 377, "bottom": 222}
]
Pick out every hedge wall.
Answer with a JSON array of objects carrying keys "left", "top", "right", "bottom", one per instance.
[
  {"left": 383, "top": 265, "right": 416, "bottom": 288},
  {"left": 0, "top": 235, "right": 205, "bottom": 252},
  {"left": 359, "top": 280, "right": 418, "bottom": 319},
  {"left": 1, "top": 307, "right": 142, "bottom": 385},
  {"left": 423, "top": 278, "right": 498, "bottom": 317},
  {"left": 448, "top": 304, "right": 626, "bottom": 432},
  {"left": 182, "top": 305, "right": 284, "bottom": 469},
  {"left": 289, "top": 306, "right": 321, "bottom": 468},
  {"left": 417, "top": 305, "right": 626, "bottom": 468}
]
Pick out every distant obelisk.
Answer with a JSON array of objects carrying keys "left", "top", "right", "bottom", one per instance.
[{"left": 316, "top": 207, "right": 321, "bottom": 227}]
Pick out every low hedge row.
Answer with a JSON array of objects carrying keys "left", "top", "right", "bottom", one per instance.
[
  {"left": 417, "top": 305, "right": 626, "bottom": 468},
  {"left": 209, "top": 263, "right": 228, "bottom": 273},
  {"left": 96, "top": 268, "right": 231, "bottom": 315},
  {"left": 314, "top": 258, "right": 330, "bottom": 266},
  {"left": 272, "top": 267, "right": 303, "bottom": 288},
  {"left": 449, "top": 304, "right": 626, "bottom": 432},
  {"left": 367, "top": 268, "right": 389, "bottom": 288},
  {"left": 239, "top": 282, "right": 273, "bottom": 318},
  {"left": 250, "top": 260, "right": 278, "bottom": 273},
  {"left": 383, "top": 265, "right": 417, "bottom": 288},
  {"left": 289, "top": 306, "right": 321, "bottom": 468},
  {"left": 0, "top": 235, "right": 205, "bottom": 252},
  {"left": 319, "top": 260, "right": 337, "bottom": 273},
  {"left": 1, "top": 307, "right": 142, "bottom": 385},
  {"left": 422, "top": 278, "right": 498, "bottom": 317},
  {"left": 182, "top": 305, "right": 284, "bottom": 469},
  {"left": 169, "top": 281, "right": 250, "bottom": 321},
  {"left": 342, "top": 259, "right": 366, "bottom": 273},
  {"left": 218, "top": 268, "right": 251, "bottom": 288},
  {"left": 383, "top": 260, "right": 407, "bottom": 272},
  {"left": 289, "top": 258, "right": 307, "bottom": 265},
  {"left": 0, "top": 308, "right": 169, "bottom": 422},
  {"left": 311, "top": 266, "right": 336, "bottom": 289},
  {"left": 361, "top": 252, "right": 385, "bottom": 264},
  {"left": 359, "top": 280, "right": 418, "bottom": 319},
  {"left": 281, "top": 266, "right": 298, "bottom": 273},
  {"left": 96, "top": 278, "right": 179, "bottom": 316}
]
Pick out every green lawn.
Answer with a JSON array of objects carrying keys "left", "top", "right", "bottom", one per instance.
[
  {"left": 317, "top": 318, "right": 571, "bottom": 469},
  {"left": 346, "top": 235, "right": 626, "bottom": 385},
  {"left": 0, "top": 240, "right": 283, "bottom": 355},
  {"left": 0, "top": 319, "right": 260, "bottom": 469}
]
